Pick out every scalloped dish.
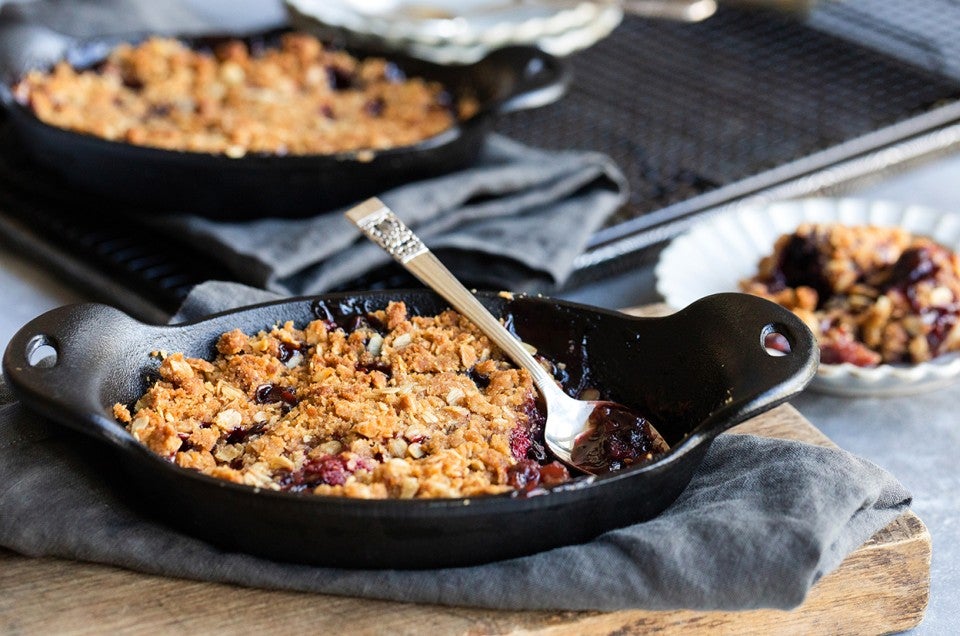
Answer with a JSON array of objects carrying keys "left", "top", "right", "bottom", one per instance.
[
  {"left": 656, "top": 198, "right": 960, "bottom": 396},
  {"left": 285, "top": 0, "right": 622, "bottom": 63}
]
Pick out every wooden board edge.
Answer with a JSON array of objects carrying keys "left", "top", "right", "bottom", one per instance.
[
  {"left": 0, "top": 367, "right": 932, "bottom": 634},
  {"left": 506, "top": 511, "right": 932, "bottom": 635}
]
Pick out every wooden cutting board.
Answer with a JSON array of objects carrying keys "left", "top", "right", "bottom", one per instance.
[{"left": 0, "top": 404, "right": 930, "bottom": 635}]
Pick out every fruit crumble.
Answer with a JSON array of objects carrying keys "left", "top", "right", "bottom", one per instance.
[
  {"left": 14, "top": 33, "right": 476, "bottom": 157},
  {"left": 113, "top": 301, "right": 573, "bottom": 499},
  {"left": 740, "top": 223, "right": 960, "bottom": 366}
]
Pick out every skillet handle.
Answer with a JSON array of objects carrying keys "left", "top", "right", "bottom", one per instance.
[
  {"left": 2, "top": 303, "right": 150, "bottom": 449},
  {"left": 667, "top": 292, "right": 819, "bottom": 436},
  {"left": 479, "top": 46, "right": 570, "bottom": 114}
]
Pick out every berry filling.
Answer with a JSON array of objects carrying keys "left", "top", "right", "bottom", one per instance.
[{"left": 570, "top": 403, "right": 668, "bottom": 474}]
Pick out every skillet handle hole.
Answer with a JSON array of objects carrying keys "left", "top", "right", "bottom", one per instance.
[
  {"left": 26, "top": 335, "right": 59, "bottom": 368},
  {"left": 761, "top": 324, "right": 792, "bottom": 357}
]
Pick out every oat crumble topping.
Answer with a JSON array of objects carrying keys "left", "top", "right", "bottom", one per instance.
[
  {"left": 14, "top": 33, "right": 476, "bottom": 157},
  {"left": 740, "top": 223, "right": 960, "bottom": 366},
  {"left": 115, "top": 302, "right": 572, "bottom": 499}
]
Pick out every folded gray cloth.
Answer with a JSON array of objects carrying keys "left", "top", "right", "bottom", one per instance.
[
  {"left": 0, "top": 0, "right": 627, "bottom": 294},
  {"left": 152, "top": 136, "right": 627, "bottom": 293},
  {"left": 0, "top": 0, "right": 286, "bottom": 75},
  {"left": 0, "top": 0, "right": 285, "bottom": 43},
  {"left": 0, "top": 282, "right": 911, "bottom": 611}
]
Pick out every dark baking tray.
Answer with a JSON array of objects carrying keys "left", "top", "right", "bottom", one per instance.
[
  {"left": 496, "top": 3, "right": 960, "bottom": 274},
  {"left": 3, "top": 2, "right": 960, "bottom": 317}
]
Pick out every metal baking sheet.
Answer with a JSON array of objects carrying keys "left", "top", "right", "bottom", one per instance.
[{"left": 2, "top": 1, "right": 960, "bottom": 317}]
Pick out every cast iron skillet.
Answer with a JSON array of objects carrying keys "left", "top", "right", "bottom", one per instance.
[
  {"left": 0, "top": 29, "right": 567, "bottom": 218},
  {"left": 3, "top": 290, "right": 817, "bottom": 569}
]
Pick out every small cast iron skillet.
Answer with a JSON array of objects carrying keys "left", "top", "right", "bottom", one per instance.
[
  {"left": 0, "top": 29, "right": 567, "bottom": 218},
  {"left": 3, "top": 291, "right": 817, "bottom": 569}
]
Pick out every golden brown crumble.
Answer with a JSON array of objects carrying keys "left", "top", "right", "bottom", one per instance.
[
  {"left": 14, "top": 33, "right": 476, "bottom": 156},
  {"left": 116, "top": 301, "right": 570, "bottom": 499},
  {"left": 741, "top": 223, "right": 960, "bottom": 366}
]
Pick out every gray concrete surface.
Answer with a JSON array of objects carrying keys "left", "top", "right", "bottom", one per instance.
[{"left": 562, "top": 154, "right": 960, "bottom": 633}]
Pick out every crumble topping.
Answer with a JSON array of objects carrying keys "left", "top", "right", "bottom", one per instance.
[
  {"left": 740, "top": 223, "right": 960, "bottom": 366},
  {"left": 14, "top": 33, "right": 476, "bottom": 156},
  {"left": 115, "top": 301, "right": 572, "bottom": 499}
]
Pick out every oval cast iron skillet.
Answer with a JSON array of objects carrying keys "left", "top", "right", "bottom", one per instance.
[
  {"left": 0, "top": 30, "right": 568, "bottom": 218},
  {"left": 3, "top": 291, "right": 818, "bottom": 569}
]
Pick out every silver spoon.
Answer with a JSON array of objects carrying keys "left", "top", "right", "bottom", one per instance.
[{"left": 346, "top": 197, "right": 669, "bottom": 475}]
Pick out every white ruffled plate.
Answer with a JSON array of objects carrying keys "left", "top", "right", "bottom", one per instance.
[
  {"left": 285, "top": 0, "right": 622, "bottom": 63},
  {"left": 655, "top": 198, "right": 960, "bottom": 397}
]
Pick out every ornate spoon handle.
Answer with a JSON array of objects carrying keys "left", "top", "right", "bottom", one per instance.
[{"left": 346, "top": 198, "right": 556, "bottom": 390}]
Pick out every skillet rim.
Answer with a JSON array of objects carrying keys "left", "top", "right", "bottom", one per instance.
[{"left": 0, "top": 28, "right": 558, "bottom": 165}]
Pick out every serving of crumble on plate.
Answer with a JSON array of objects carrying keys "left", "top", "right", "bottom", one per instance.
[{"left": 656, "top": 198, "right": 960, "bottom": 396}]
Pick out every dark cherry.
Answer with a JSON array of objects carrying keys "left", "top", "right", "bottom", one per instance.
[
  {"left": 877, "top": 246, "right": 939, "bottom": 292},
  {"left": 147, "top": 103, "right": 172, "bottom": 118},
  {"left": 326, "top": 65, "right": 355, "bottom": 90},
  {"left": 772, "top": 234, "right": 830, "bottom": 302},
  {"left": 516, "top": 397, "right": 547, "bottom": 462},
  {"left": 278, "top": 454, "right": 350, "bottom": 492},
  {"left": 338, "top": 313, "right": 388, "bottom": 335},
  {"left": 310, "top": 300, "right": 339, "bottom": 331},
  {"left": 254, "top": 384, "right": 298, "bottom": 413},
  {"left": 363, "top": 313, "right": 388, "bottom": 334},
  {"left": 506, "top": 459, "right": 541, "bottom": 494},
  {"left": 820, "top": 337, "right": 881, "bottom": 367},
  {"left": 277, "top": 342, "right": 300, "bottom": 363},
  {"left": 305, "top": 455, "right": 350, "bottom": 486},
  {"left": 509, "top": 425, "right": 532, "bottom": 460},
  {"left": 121, "top": 74, "right": 144, "bottom": 90},
  {"left": 345, "top": 315, "right": 367, "bottom": 332},
  {"left": 466, "top": 366, "right": 491, "bottom": 390},
  {"left": 538, "top": 461, "right": 570, "bottom": 486},
  {"left": 225, "top": 421, "right": 266, "bottom": 445},
  {"left": 363, "top": 97, "right": 385, "bottom": 117},
  {"left": 926, "top": 308, "right": 958, "bottom": 354},
  {"left": 570, "top": 403, "right": 665, "bottom": 474},
  {"left": 357, "top": 360, "right": 392, "bottom": 378},
  {"left": 176, "top": 432, "right": 195, "bottom": 454}
]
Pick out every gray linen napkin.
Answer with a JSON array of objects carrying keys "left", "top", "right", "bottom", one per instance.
[
  {"left": 0, "top": 0, "right": 627, "bottom": 294},
  {"left": 151, "top": 136, "right": 626, "bottom": 293},
  {"left": 0, "top": 282, "right": 911, "bottom": 612}
]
